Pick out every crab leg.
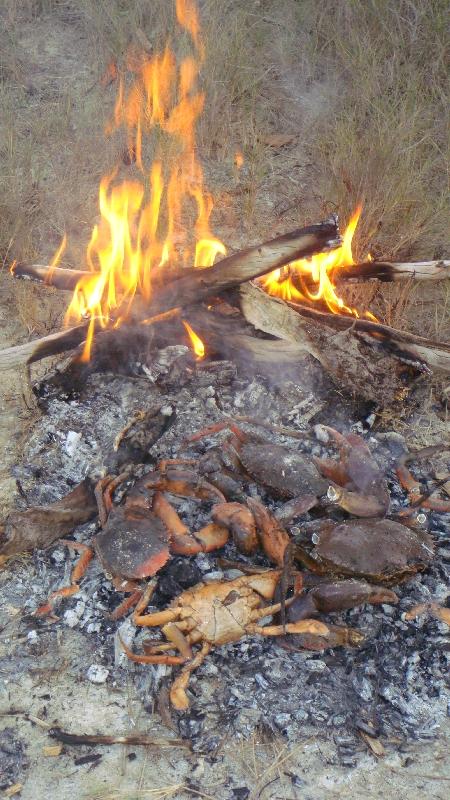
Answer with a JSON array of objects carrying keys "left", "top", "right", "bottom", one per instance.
[
  {"left": 246, "top": 498, "right": 290, "bottom": 566},
  {"left": 250, "top": 597, "right": 296, "bottom": 621},
  {"left": 108, "top": 588, "right": 143, "bottom": 621},
  {"left": 162, "top": 623, "right": 194, "bottom": 660},
  {"left": 247, "top": 619, "right": 330, "bottom": 636},
  {"left": 94, "top": 476, "right": 114, "bottom": 527},
  {"left": 145, "top": 471, "right": 226, "bottom": 503},
  {"left": 186, "top": 420, "right": 247, "bottom": 444},
  {"left": 34, "top": 541, "right": 94, "bottom": 616},
  {"left": 404, "top": 602, "right": 450, "bottom": 625},
  {"left": 118, "top": 635, "right": 185, "bottom": 665},
  {"left": 170, "top": 642, "right": 211, "bottom": 710}
]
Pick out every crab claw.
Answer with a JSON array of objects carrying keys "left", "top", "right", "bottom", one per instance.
[
  {"left": 246, "top": 498, "right": 291, "bottom": 566},
  {"left": 153, "top": 492, "right": 229, "bottom": 555},
  {"left": 211, "top": 502, "right": 259, "bottom": 554},
  {"left": 326, "top": 484, "right": 389, "bottom": 518},
  {"left": 287, "top": 579, "right": 398, "bottom": 621}
]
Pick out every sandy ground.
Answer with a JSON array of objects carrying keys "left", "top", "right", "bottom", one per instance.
[{"left": 0, "top": 8, "right": 449, "bottom": 800}]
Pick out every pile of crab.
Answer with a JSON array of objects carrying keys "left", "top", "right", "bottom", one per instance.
[{"left": 37, "top": 420, "right": 449, "bottom": 711}]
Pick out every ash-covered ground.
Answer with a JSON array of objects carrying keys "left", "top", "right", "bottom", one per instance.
[{"left": 1, "top": 345, "right": 449, "bottom": 776}]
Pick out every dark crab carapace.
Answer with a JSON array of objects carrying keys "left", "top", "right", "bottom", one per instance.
[
  {"left": 187, "top": 421, "right": 390, "bottom": 517},
  {"left": 295, "top": 517, "right": 435, "bottom": 583}
]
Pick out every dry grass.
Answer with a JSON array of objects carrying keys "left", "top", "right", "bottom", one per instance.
[{"left": 0, "top": 0, "right": 448, "bottom": 334}]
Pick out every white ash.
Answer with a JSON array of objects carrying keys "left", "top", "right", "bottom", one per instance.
[{"left": 87, "top": 664, "right": 110, "bottom": 684}]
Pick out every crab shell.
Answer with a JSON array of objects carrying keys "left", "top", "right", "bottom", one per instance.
[
  {"left": 310, "top": 518, "right": 435, "bottom": 583},
  {"left": 165, "top": 571, "right": 283, "bottom": 646},
  {"left": 238, "top": 443, "right": 329, "bottom": 499}
]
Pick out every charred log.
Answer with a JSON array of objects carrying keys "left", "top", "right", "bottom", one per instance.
[{"left": 239, "top": 283, "right": 441, "bottom": 405}]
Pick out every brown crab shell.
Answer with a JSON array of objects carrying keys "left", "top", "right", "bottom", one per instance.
[
  {"left": 314, "top": 518, "right": 435, "bottom": 583},
  {"left": 94, "top": 505, "right": 170, "bottom": 580},
  {"left": 239, "top": 443, "right": 329, "bottom": 499}
]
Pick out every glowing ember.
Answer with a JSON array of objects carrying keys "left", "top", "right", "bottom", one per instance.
[
  {"left": 63, "top": 0, "right": 225, "bottom": 361},
  {"left": 260, "top": 207, "right": 377, "bottom": 320},
  {"left": 183, "top": 320, "right": 205, "bottom": 359}
]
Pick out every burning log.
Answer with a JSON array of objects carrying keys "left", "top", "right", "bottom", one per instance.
[
  {"left": 12, "top": 258, "right": 450, "bottom": 293},
  {"left": 240, "top": 284, "right": 450, "bottom": 374},
  {"left": 288, "top": 300, "right": 450, "bottom": 374},
  {"left": 239, "top": 283, "right": 450, "bottom": 404},
  {"left": 0, "top": 219, "right": 340, "bottom": 370}
]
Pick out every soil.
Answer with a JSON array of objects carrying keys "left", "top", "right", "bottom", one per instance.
[{"left": 0, "top": 9, "right": 449, "bottom": 800}]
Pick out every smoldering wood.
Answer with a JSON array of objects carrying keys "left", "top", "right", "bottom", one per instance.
[
  {"left": 287, "top": 299, "right": 450, "bottom": 374},
  {"left": 13, "top": 258, "right": 450, "bottom": 293},
  {"left": 0, "top": 219, "right": 340, "bottom": 369},
  {"left": 239, "top": 283, "right": 422, "bottom": 406},
  {"left": 0, "top": 479, "right": 97, "bottom": 558}
]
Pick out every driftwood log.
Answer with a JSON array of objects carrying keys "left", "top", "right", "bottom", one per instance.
[
  {"left": 0, "top": 219, "right": 340, "bottom": 370},
  {"left": 12, "top": 258, "right": 450, "bottom": 292},
  {"left": 239, "top": 285, "right": 404, "bottom": 404},
  {"left": 288, "top": 300, "right": 450, "bottom": 373}
]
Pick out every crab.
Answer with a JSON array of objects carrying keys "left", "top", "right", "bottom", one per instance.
[
  {"left": 120, "top": 569, "right": 363, "bottom": 709},
  {"left": 35, "top": 471, "right": 289, "bottom": 617},
  {"left": 294, "top": 517, "right": 435, "bottom": 584},
  {"left": 184, "top": 420, "right": 390, "bottom": 517}
]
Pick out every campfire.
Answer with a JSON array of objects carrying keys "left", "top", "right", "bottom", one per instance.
[
  {"left": 3, "top": 0, "right": 450, "bottom": 384},
  {"left": 1, "top": 0, "right": 449, "bottom": 761}
]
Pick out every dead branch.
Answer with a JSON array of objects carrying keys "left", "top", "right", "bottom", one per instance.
[
  {"left": 14, "top": 258, "right": 449, "bottom": 293},
  {"left": 331, "top": 259, "right": 450, "bottom": 284},
  {"left": 49, "top": 727, "right": 190, "bottom": 748},
  {"left": 287, "top": 300, "right": 450, "bottom": 373},
  {"left": 0, "top": 479, "right": 97, "bottom": 558}
]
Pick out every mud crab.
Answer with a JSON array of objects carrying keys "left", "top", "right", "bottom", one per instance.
[
  {"left": 294, "top": 517, "right": 435, "bottom": 584},
  {"left": 185, "top": 420, "right": 390, "bottom": 517},
  {"left": 35, "top": 470, "right": 289, "bottom": 617},
  {"left": 120, "top": 569, "right": 363, "bottom": 709}
]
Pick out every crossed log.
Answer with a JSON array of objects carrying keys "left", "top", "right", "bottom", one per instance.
[{"left": 2, "top": 216, "right": 450, "bottom": 382}]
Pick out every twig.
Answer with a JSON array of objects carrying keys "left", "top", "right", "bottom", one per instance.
[{"left": 48, "top": 727, "right": 190, "bottom": 749}]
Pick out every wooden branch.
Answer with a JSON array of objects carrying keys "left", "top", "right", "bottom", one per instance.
[
  {"left": 0, "top": 323, "right": 89, "bottom": 371},
  {"left": 239, "top": 283, "right": 450, "bottom": 405},
  {"left": 1, "top": 219, "right": 340, "bottom": 370},
  {"left": 13, "top": 257, "right": 449, "bottom": 293},
  {"left": 287, "top": 300, "right": 450, "bottom": 373},
  {"left": 11, "top": 263, "right": 93, "bottom": 291},
  {"left": 331, "top": 259, "right": 450, "bottom": 284}
]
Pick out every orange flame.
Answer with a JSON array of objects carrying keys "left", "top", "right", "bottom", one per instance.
[
  {"left": 46, "top": 233, "right": 67, "bottom": 284},
  {"left": 63, "top": 0, "right": 225, "bottom": 360},
  {"left": 183, "top": 319, "right": 205, "bottom": 359},
  {"left": 260, "top": 207, "right": 377, "bottom": 320}
]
